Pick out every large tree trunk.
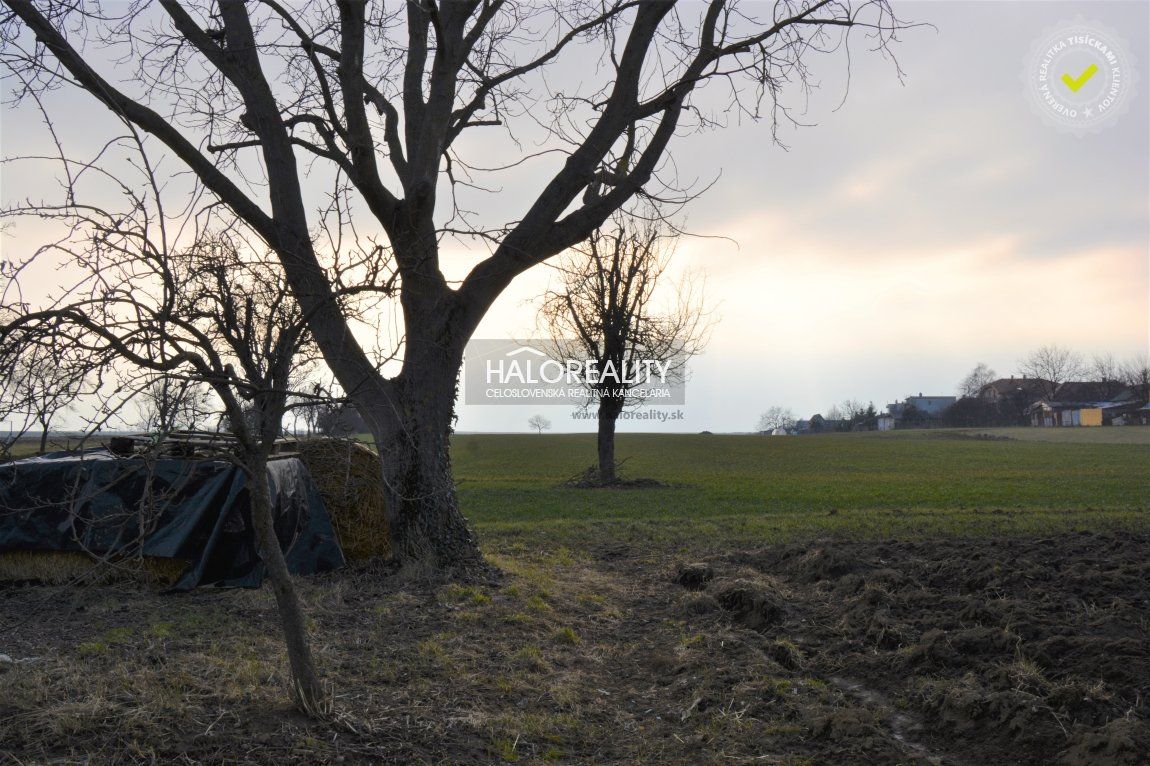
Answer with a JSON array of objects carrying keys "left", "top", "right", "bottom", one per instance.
[
  {"left": 246, "top": 455, "right": 328, "bottom": 715},
  {"left": 38, "top": 419, "right": 49, "bottom": 454},
  {"left": 596, "top": 397, "right": 624, "bottom": 484},
  {"left": 366, "top": 351, "right": 484, "bottom": 576}
]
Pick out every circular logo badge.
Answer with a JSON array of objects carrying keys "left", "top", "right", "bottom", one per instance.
[{"left": 1024, "top": 18, "right": 1136, "bottom": 135}]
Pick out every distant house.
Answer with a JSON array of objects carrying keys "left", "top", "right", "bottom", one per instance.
[
  {"left": 1049, "top": 380, "right": 1133, "bottom": 404},
  {"left": 906, "top": 394, "right": 956, "bottom": 416},
  {"left": 1108, "top": 401, "right": 1150, "bottom": 426},
  {"left": 886, "top": 394, "right": 956, "bottom": 423},
  {"left": 1027, "top": 381, "right": 1143, "bottom": 427},
  {"left": 1029, "top": 403, "right": 1102, "bottom": 428},
  {"left": 876, "top": 413, "right": 895, "bottom": 431},
  {"left": 975, "top": 377, "right": 1054, "bottom": 425},
  {"left": 978, "top": 377, "right": 1051, "bottom": 402}
]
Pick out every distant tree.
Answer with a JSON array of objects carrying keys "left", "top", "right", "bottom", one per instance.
[
  {"left": 317, "top": 404, "right": 369, "bottom": 437},
  {"left": 539, "top": 211, "right": 710, "bottom": 483},
  {"left": 0, "top": 344, "right": 88, "bottom": 454},
  {"left": 898, "top": 403, "right": 928, "bottom": 428},
  {"left": 941, "top": 397, "right": 1001, "bottom": 428},
  {"left": 286, "top": 374, "right": 326, "bottom": 437},
  {"left": 1018, "top": 345, "right": 1083, "bottom": 400},
  {"left": 756, "top": 407, "right": 795, "bottom": 433},
  {"left": 528, "top": 415, "right": 552, "bottom": 435},
  {"left": 137, "top": 377, "right": 214, "bottom": 436},
  {"left": 1121, "top": 353, "right": 1150, "bottom": 402},
  {"left": 840, "top": 400, "right": 868, "bottom": 429},
  {"left": 830, "top": 401, "right": 878, "bottom": 431},
  {"left": 998, "top": 389, "right": 1037, "bottom": 425},
  {"left": 1088, "top": 353, "right": 1128, "bottom": 400},
  {"left": 1091, "top": 353, "right": 1119, "bottom": 382},
  {"left": 958, "top": 363, "right": 996, "bottom": 398},
  {"left": 825, "top": 405, "right": 846, "bottom": 424}
]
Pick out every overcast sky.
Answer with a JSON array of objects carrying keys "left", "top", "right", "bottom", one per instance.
[{"left": 2, "top": 1, "right": 1147, "bottom": 433}]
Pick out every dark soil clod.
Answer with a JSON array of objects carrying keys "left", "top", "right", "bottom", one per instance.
[
  {"left": 714, "top": 579, "right": 785, "bottom": 630},
  {"left": 673, "top": 562, "right": 714, "bottom": 590}
]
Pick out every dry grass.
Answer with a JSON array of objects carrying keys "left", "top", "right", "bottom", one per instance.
[
  {"left": 0, "top": 551, "right": 189, "bottom": 586},
  {"left": 3, "top": 533, "right": 1149, "bottom": 764},
  {"left": 0, "top": 546, "right": 844, "bottom": 764}
]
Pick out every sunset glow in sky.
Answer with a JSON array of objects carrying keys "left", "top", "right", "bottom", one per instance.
[{"left": 452, "top": 2, "right": 1149, "bottom": 431}]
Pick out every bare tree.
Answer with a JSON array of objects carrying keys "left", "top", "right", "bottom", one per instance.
[
  {"left": 296, "top": 402, "right": 321, "bottom": 437},
  {"left": 1018, "top": 345, "right": 1084, "bottom": 400},
  {"left": 0, "top": 343, "right": 87, "bottom": 454},
  {"left": 527, "top": 414, "right": 552, "bottom": 435},
  {"left": 958, "top": 363, "right": 996, "bottom": 399},
  {"left": 840, "top": 399, "right": 867, "bottom": 421},
  {"left": 539, "top": 213, "right": 709, "bottom": 483},
  {"left": 0, "top": 346, "right": 38, "bottom": 459},
  {"left": 289, "top": 375, "right": 330, "bottom": 436},
  {"left": 137, "top": 377, "right": 215, "bottom": 436},
  {"left": 1121, "top": 353, "right": 1150, "bottom": 403},
  {"left": 756, "top": 406, "right": 795, "bottom": 433},
  {"left": 1, "top": 0, "right": 908, "bottom": 570},
  {"left": 1086, "top": 353, "right": 1128, "bottom": 401},
  {"left": 0, "top": 221, "right": 339, "bottom": 713}
]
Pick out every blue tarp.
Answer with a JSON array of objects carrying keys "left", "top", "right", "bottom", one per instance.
[{"left": 0, "top": 450, "right": 345, "bottom": 590}]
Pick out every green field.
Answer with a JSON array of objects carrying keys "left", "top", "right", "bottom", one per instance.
[
  {"left": 455, "top": 430, "right": 1150, "bottom": 551},
  {"left": 8, "top": 427, "right": 1149, "bottom": 548}
]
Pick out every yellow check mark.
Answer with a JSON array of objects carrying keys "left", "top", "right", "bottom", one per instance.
[{"left": 1062, "top": 64, "right": 1098, "bottom": 92}]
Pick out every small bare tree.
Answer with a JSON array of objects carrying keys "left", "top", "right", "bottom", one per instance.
[
  {"left": 528, "top": 414, "right": 552, "bottom": 435},
  {"left": 1018, "top": 345, "right": 1084, "bottom": 400},
  {"left": 958, "top": 363, "right": 996, "bottom": 399},
  {"left": 0, "top": 343, "right": 88, "bottom": 454},
  {"left": 1086, "top": 353, "right": 1128, "bottom": 401},
  {"left": 137, "top": 377, "right": 214, "bottom": 437},
  {"left": 756, "top": 407, "right": 795, "bottom": 433},
  {"left": 540, "top": 212, "right": 709, "bottom": 483},
  {"left": 1, "top": 220, "right": 353, "bottom": 714}
]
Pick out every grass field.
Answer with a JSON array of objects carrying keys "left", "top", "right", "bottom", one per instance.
[{"left": 455, "top": 430, "right": 1150, "bottom": 553}]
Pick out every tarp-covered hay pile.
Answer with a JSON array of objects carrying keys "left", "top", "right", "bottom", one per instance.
[{"left": 0, "top": 437, "right": 389, "bottom": 588}]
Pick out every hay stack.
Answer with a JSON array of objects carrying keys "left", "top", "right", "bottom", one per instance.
[
  {"left": 0, "top": 551, "right": 189, "bottom": 586},
  {"left": 295, "top": 439, "right": 391, "bottom": 560}
]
